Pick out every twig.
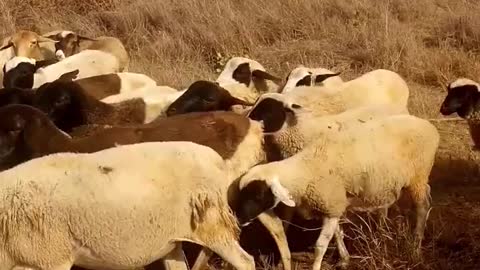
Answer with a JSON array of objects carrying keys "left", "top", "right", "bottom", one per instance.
[{"left": 427, "top": 118, "right": 464, "bottom": 122}]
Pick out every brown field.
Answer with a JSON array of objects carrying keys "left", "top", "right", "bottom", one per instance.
[{"left": 2, "top": 0, "right": 480, "bottom": 269}]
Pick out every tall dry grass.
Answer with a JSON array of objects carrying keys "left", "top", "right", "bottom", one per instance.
[
  {"left": 2, "top": 0, "right": 480, "bottom": 97},
  {"left": 1, "top": 0, "right": 480, "bottom": 269}
]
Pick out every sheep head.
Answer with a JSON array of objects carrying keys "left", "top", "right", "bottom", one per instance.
[
  {"left": 0, "top": 30, "right": 56, "bottom": 60},
  {"left": 247, "top": 93, "right": 302, "bottom": 133},
  {"left": 45, "top": 31, "right": 97, "bottom": 58},
  {"left": 33, "top": 79, "right": 86, "bottom": 132},
  {"left": 216, "top": 57, "right": 281, "bottom": 92},
  {"left": 281, "top": 66, "right": 341, "bottom": 93},
  {"left": 2, "top": 57, "right": 37, "bottom": 89},
  {"left": 166, "top": 80, "right": 252, "bottom": 116},
  {"left": 440, "top": 78, "right": 480, "bottom": 119},
  {"left": 235, "top": 175, "right": 295, "bottom": 226}
]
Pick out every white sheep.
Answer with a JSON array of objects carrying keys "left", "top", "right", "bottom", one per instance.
[
  {"left": 280, "top": 69, "right": 410, "bottom": 110},
  {"left": 236, "top": 114, "right": 440, "bottom": 270},
  {"left": 0, "top": 141, "right": 255, "bottom": 270},
  {"left": 44, "top": 30, "right": 130, "bottom": 71},
  {"left": 281, "top": 66, "right": 343, "bottom": 93},
  {"left": 191, "top": 97, "right": 408, "bottom": 270},
  {"left": 4, "top": 52, "right": 121, "bottom": 89},
  {"left": 3, "top": 57, "right": 157, "bottom": 100},
  {"left": 246, "top": 93, "right": 409, "bottom": 159},
  {"left": 101, "top": 85, "right": 185, "bottom": 122}
]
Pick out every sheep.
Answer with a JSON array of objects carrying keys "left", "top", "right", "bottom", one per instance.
[
  {"left": 0, "top": 30, "right": 57, "bottom": 87},
  {"left": 101, "top": 84, "right": 182, "bottom": 120},
  {"left": 3, "top": 57, "right": 158, "bottom": 99},
  {"left": 280, "top": 66, "right": 343, "bottom": 93},
  {"left": 235, "top": 114, "right": 440, "bottom": 270},
  {"left": 2, "top": 56, "right": 59, "bottom": 89},
  {"left": 280, "top": 69, "right": 410, "bottom": 110},
  {"left": 166, "top": 80, "right": 253, "bottom": 116},
  {"left": 0, "top": 87, "right": 36, "bottom": 107},
  {"left": 246, "top": 93, "right": 409, "bottom": 159},
  {"left": 216, "top": 56, "right": 282, "bottom": 95},
  {"left": 175, "top": 94, "right": 408, "bottom": 270},
  {"left": 44, "top": 30, "right": 129, "bottom": 71},
  {"left": 0, "top": 104, "right": 267, "bottom": 269},
  {"left": 3, "top": 51, "right": 121, "bottom": 89},
  {"left": 0, "top": 104, "right": 266, "bottom": 176},
  {"left": 0, "top": 141, "right": 255, "bottom": 270},
  {"left": 440, "top": 78, "right": 480, "bottom": 149},
  {"left": 31, "top": 77, "right": 146, "bottom": 133}
]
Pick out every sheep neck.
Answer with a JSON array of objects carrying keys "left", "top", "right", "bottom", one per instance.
[{"left": 23, "top": 117, "right": 72, "bottom": 157}]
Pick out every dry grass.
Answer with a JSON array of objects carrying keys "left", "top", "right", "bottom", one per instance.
[{"left": 2, "top": 0, "right": 480, "bottom": 269}]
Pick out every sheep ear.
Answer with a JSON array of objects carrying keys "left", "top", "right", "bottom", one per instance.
[
  {"left": 37, "top": 36, "right": 56, "bottom": 43},
  {"left": 252, "top": 70, "right": 282, "bottom": 83},
  {"left": 271, "top": 176, "right": 295, "bottom": 207},
  {"left": 43, "top": 34, "right": 61, "bottom": 41},
  {"left": 227, "top": 95, "right": 253, "bottom": 107},
  {"left": 314, "top": 72, "right": 341, "bottom": 84},
  {"left": 78, "top": 35, "right": 97, "bottom": 41},
  {"left": 35, "top": 59, "right": 59, "bottom": 69},
  {"left": 58, "top": 70, "right": 79, "bottom": 82},
  {"left": 0, "top": 41, "right": 13, "bottom": 51}
]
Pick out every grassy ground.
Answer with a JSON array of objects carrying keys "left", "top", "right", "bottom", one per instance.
[{"left": 2, "top": 0, "right": 480, "bottom": 269}]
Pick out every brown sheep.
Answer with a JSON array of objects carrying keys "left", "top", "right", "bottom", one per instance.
[
  {"left": 32, "top": 76, "right": 147, "bottom": 133},
  {"left": 0, "top": 104, "right": 258, "bottom": 168},
  {"left": 44, "top": 31, "right": 129, "bottom": 71}
]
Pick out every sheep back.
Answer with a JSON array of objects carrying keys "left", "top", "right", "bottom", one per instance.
[{"left": 0, "top": 141, "right": 238, "bottom": 269}]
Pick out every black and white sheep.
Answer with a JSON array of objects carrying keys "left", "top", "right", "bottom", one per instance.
[{"left": 236, "top": 114, "right": 440, "bottom": 270}]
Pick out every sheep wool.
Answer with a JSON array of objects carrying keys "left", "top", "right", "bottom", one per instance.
[
  {"left": 248, "top": 93, "right": 409, "bottom": 159},
  {"left": 33, "top": 49, "right": 121, "bottom": 88},
  {"left": 283, "top": 69, "right": 410, "bottom": 111},
  {"left": 102, "top": 86, "right": 184, "bottom": 122}
]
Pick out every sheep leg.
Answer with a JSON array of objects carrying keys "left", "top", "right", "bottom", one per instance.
[
  {"left": 191, "top": 248, "right": 213, "bottom": 270},
  {"left": 206, "top": 241, "right": 255, "bottom": 270},
  {"left": 279, "top": 207, "right": 295, "bottom": 234},
  {"left": 163, "top": 243, "right": 189, "bottom": 270},
  {"left": 48, "top": 261, "right": 74, "bottom": 270},
  {"left": 409, "top": 183, "right": 432, "bottom": 256},
  {"left": 377, "top": 207, "right": 389, "bottom": 227},
  {"left": 334, "top": 224, "right": 349, "bottom": 269},
  {"left": 312, "top": 217, "right": 339, "bottom": 270},
  {"left": 258, "top": 210, "right": 292, "bottom": 270}
]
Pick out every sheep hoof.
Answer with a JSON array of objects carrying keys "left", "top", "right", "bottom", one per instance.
[{"left": 335, "top": 259, "right": 349, "bottom": 269}]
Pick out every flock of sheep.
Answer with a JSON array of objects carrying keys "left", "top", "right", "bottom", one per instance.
[{"left": 0, "top": 28, "right": 476, "bottom": 270}]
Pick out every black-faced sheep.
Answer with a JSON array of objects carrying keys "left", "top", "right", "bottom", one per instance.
[
  {"left": 236, "top": 114, "right": 440, "bottom": 270},
  {"left": 165, "top": 80, "right": 252, "bottom": 117},
  {"left": 440, "top": 78, "right": 480, "bottom": 149},
  {"left": 280, "top": 66, "right": 342, "bottom": 93}
]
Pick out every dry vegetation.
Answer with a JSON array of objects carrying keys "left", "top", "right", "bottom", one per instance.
[{"left": 1, "top": 0, "right": 480, "bottom": 269}]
